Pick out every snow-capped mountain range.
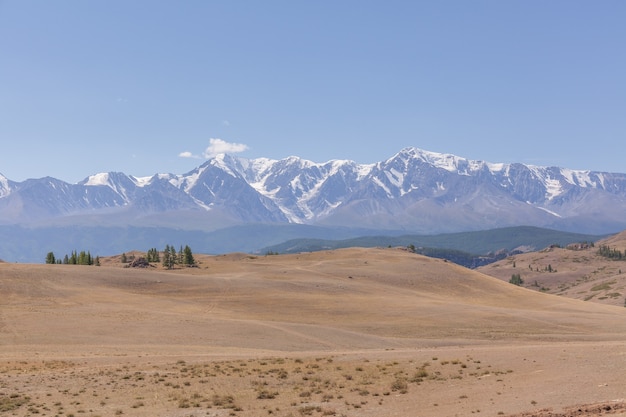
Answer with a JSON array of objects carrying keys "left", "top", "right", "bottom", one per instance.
[{"left": 2, "top": 147, "right": 626, "bottom": 234}]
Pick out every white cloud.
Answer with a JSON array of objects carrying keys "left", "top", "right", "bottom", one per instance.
[
  {"left": 222, "top": 120, "right": 231, "bottom": 127},
  {"left": 178, "top": 151, "right": 199, "bottom": 159},
  {"left": 202, "top": 138, "right": 249, "bottom": 158}
]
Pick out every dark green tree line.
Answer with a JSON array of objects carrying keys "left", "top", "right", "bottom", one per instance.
[
  {"left": 45, "top": 250, "right": 98, "bottom": 266},
  {"left": 598, "top": 245, "right": 625, "bottom": 260}
]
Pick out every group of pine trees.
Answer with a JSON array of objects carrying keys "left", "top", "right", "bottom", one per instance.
[
  {"left": 146, "top": 248, "right": 160, "bottom": 262},
  {"left": 118, "top": 245, "right": 195, "bottom": 269},
  {"left": 597, "top": 245, "right": 625, "bottom": 260},
  {"left": 45, "top": 244, "right": 195, "bottom": 268},
  {"left": 45, "top": 250, "right": 100, "bottom": 266},
  {"left": 161, "top": 244, "right": 195, "bottom": 269}
]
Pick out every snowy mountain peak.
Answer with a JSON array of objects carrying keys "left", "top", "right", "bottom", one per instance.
[
  {"left": 83, "top": 172, "right": 112, "bottom": 187},
  {"left": 393, "top": 147, "right": 506, "bottom": 175},
  {"left": 208, "top": 153, "right": 244, "bottom": 178},
  {"left": 0, "top": 174, "right": 11, "bottom": 197},
  {"left": 132, "top": 175, "right": 156, "bottom": 187},
  {"left": 242, "top": 157, "right": 278, "bottom": 176},
  {"left": 1, "top": 147, "right": 626, "bottom": 234}
]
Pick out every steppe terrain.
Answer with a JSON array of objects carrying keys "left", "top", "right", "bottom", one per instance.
[
  {"left": 2, "top": 247, "right": 626, "bottom": 417},
  {"left": 478, "top": 231, "right": 626, "bottom": 307}
]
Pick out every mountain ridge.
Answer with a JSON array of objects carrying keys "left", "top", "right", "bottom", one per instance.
[
  {"left": 1, "top": 147, "right": 626, "bottom": 234},
  {"left": 258, "top": 225, "right": 607, "bottom": 268}
]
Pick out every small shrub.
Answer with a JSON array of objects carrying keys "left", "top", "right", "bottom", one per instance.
[
  {"left": 257, "top": 391, "right": 278, "bottom": 399},
  {"left": 509, "top": 274, "right": 524, "bottom": 286},
  {"left": 0, "top": 394, "right": 30, "bottom": 412},
  {"left": 299, "top": 405, "right": 321, "bottom": 415},
  {"left": 391, "top": 377, "right": 408, "bottom": 393}
]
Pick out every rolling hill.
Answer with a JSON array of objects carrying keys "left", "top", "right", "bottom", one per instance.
[
  {"left": 3, "top": 247, "right": 626, "bottom": 417},
  {"left": 259, "top": 226, "right": 606, "bottom": 267},
  {"left": 478, "top": 230, "right": 626, "bottom": 307}
]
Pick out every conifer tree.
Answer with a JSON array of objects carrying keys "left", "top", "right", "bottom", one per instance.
[
  {"left": 45, "top": 252, "right": 56, "bottom": 264},
  {"left": 162, "top": 244, "right": 169, "bottom": 268},
  {"left": 78, "top": 251, "right": 91, "bottom": 265},
  {"left": 183, "top": 245, "right": 195, "bottom": 266},
  {"left": 146, "top": 248, "right": 160, "bottom": 263},
  {"left": 170, "top": 245, "right": 177, "bottom": 266},
  {"left": 163, "top": 244, "right": 174, "bottom": 269}
]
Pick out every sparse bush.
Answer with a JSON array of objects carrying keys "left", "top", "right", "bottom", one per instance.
[
  {"left": 212, "top": 394, "right": 236, "bottom": 408},
  {"left": 509, "top": 273, "right": 524, "bottom": 286},
  {"left": 410, "top": 370, "right": 427, "bottom": 383},
  {"left": 299, "top": 405, "right": 321, "bottom": 415},
  {"left": 391, "top": 377, "right": 408, "bottom": 393},
  {"left": 0, "top": 393, "right": 30, "bottom": 412},
  {"left": 257, "top": 390, "right": 278, "bottom": 399}
]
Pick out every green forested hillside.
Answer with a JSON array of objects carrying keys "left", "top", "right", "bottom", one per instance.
[{"left": 259, "top": 226, "right": 607, "bottom": 268}]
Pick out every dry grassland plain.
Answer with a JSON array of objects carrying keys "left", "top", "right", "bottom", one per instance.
[{"left": 2, "top": 247, "right": 626, "bottom": 417}]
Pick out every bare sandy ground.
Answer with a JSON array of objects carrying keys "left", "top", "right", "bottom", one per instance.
[{"left": 2, "top": 247, "right": 626, "bottom": 416}]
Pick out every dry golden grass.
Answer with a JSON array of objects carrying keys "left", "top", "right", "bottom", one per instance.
[
  {"left": 478, "top": 230, "right": 626, "bottom": 307},
  {"left": 2, "top": 247, "right": 626, "bottom": 416}
]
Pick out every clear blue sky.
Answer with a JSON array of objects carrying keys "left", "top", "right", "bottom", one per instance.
[{"left": 1, "top": 1, "right": 625, "bottom": 183}]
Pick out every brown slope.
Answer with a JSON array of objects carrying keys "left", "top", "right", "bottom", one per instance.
[
  {"left": 600, "top": 229, "right": 626, "bottom": 250},
  {"left": 2, "top": 247, "right": 626, "bottom": 357},
  {"left": 478, "top": 232, "right": 626, "bottom": 306}
]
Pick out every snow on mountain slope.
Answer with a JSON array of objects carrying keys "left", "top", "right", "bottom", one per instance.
[
  {"left": 1, "top": 147, "right": 626, "bottom": 234},
  {"left": 0, "top": 174, "right": 12, "bottom": 198}
]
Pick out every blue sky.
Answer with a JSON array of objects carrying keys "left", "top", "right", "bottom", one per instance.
[{"left": 1, "top": 1, "right": 625, "bottom": 183}]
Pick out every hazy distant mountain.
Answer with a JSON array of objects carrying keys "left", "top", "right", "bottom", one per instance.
[{"left": 1, "top": 147, "right": 626, "bottom": 235}]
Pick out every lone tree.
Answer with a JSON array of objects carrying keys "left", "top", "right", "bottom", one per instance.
[
  {"left": 182, "top": 245, "right": 195, "bottom": 266},
  {"left": 45, "top": 252, "right": 56, "bottom": 264},
  {"left": 509, "top": 273, "right": 524, "bottom": 286}
]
